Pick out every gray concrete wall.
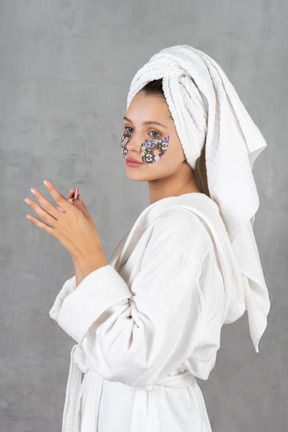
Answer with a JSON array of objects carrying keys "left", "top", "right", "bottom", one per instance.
[{"left": 0, "top": 0, "right": 287, "bottom": 430}]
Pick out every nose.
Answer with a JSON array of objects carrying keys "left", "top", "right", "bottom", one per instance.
[{"left": 126, "top": 133, "right": 142, "bottom": 153}]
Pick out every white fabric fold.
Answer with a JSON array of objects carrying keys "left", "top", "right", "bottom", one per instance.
[
  {"left": 127, "top": 45, "right": 270, "bottom": 351},
  {"left": 139, "top": 370, "right": 196, "bottom": 392},
  {"left": 62, "top": 344, "right": 104, "bottom": 432},
  {"left": 63, "top": 344, "right": 197, "bottom": 431}
]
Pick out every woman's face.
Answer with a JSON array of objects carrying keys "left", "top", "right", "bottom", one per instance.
[{"left": 122, "top": 91, "right": 187, "bottom": 182}]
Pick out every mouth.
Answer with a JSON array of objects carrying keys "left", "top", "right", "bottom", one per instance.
[{"left": 125, "top": 157, "right": 143, "bottom": 167}]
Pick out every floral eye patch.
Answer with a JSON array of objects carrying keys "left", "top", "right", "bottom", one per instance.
[
  {"left": 120, "top": 133, "right": 170, "bottom": 163},
  {"left": 120, "top": 132, "right": 132, "bottom": 159},
  {"left": 141, "top": 135, "right": 169, "bottom": 163}
]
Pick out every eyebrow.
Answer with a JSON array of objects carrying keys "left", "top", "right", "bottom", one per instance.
[{"left": 123, "top": 116, "right": 168, "bottom": 129}]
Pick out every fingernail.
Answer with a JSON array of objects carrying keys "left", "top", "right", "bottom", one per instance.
[
  {"left": 30, "top": 188, "right": 36, "bottom": 195},
  {"left": 24, "top": 198, "right": 31, "bottom": 204},
  {"left": 43, "top": 180, "right": 48, "bottom": 186}
]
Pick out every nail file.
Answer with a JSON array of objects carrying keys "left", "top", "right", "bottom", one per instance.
[{"left": 73, "top": 188, "right": 79, "bottom": 201}]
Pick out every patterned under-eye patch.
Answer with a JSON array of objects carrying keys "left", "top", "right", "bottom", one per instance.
[
  {"left": 120, "top": 132, "right": 132, "bottom": 158},
  {"left": 141, "top": 135, "right": 169, "bottom": 163}
]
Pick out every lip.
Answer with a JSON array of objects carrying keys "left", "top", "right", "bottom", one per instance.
[{"left": 125, "top": 157, "right": 143, "bottom": 167}]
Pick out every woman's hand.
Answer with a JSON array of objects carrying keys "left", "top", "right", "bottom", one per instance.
[{"left": 25, "top": 180, "right": 107, "bottom": 278}]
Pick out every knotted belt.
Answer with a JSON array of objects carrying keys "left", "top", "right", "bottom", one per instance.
[{"left": 62, "top": 344, "right": 196, "bottom": 431}]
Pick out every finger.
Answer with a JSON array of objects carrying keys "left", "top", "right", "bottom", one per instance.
[
  {"left": 24, "top": 198, "right": 57, "bottom": 224},
  {"left": 30, "top": 187, "right": 59, "bottom": 218},
  {"left": 58, "top": 189, "right": 75, "bottom": 212},
  {"left": 26, "top": 213, "right": 55, "bottom": 235},
  {"left": 43, "top": 180, "right": 69, "bottom": 209},
  {"left": 61, "top": 189, "right": 79, "bottom": 207},
  {"left": 67, "top": 192, "right": 80, "bottom": 204},
  {"left": 66, "top": 189, "right": 75, "bottom": 199}
]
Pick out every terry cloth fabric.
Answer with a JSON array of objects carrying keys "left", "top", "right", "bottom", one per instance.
[{"left": 127, "top": 45, "right": 270, "bottom": 352}]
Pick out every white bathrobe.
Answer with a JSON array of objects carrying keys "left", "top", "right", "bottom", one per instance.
[{"left": 49, "top": 192, "right": 246, "bottom": 432}]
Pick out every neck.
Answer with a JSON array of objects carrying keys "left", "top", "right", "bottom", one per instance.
[{"left": 148, "top": 162, "right": 202, "bottom": 204}]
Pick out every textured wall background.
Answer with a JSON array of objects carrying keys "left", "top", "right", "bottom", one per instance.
[{"left": 0, "top": 0, "right": 287, "bottom": 431}]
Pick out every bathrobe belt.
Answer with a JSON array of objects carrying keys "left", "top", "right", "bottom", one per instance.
[{"left": 62, "top": 344, "right": 196, "bottom": 432}]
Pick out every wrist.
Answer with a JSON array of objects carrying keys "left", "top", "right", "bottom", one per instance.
[{"left": 77, "top": 250, "right": 107, "bottom": 279}]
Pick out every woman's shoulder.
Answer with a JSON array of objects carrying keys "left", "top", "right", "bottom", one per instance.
[
  {"left": 154, "top": 204, "right": 203, "bottom": 232},
  {"left": 145, "top": 204, "right": 213, "bottom": 258}
]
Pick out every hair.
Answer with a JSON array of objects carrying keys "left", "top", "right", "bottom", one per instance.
[{"left": 141, "top": 79, "right": 165, "bottom": 98}]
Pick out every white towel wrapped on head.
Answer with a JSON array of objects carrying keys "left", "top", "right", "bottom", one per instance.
[{"left": 127, "top": 45, "right": 270, "bottom": 352}]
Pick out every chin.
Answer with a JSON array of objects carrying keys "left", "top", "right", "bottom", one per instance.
[
  {"left": 125, "top": 171, "right": 147, "bottom": 182},
  {"left": 125, "top": 163, "right": 171, "bottom": 182}
]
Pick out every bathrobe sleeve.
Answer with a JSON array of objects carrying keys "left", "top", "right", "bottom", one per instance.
[{"left": 49, "top": 215, "right": 226, "bottom": 387}]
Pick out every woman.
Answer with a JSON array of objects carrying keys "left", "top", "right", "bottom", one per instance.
[{"left": 25, "top": 45, "right": 270, "bottom": 431}]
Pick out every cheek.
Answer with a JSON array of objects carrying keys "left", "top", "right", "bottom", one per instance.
[
  {"left": 141, "top": 135, "right": 169, "bottom": 164},
  {"left": 168, "top": 132, "right": 186, "bottom": 163}
]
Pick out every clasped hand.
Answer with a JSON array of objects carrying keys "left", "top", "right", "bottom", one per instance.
[{"left": 25, "top": 180, "right": 107, "bottom": 278}]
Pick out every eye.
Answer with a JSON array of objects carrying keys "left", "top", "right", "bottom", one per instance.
[
  {"left": 149, "top": 130, "right": 161, "bottom": 138},
  {"left": 124, "top": 126, "right": 134, "bottom": 133}
]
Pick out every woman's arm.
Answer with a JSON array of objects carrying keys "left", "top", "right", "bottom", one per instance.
[{"left": 50, "top": 241, "right": 225, "bottom": 386}]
